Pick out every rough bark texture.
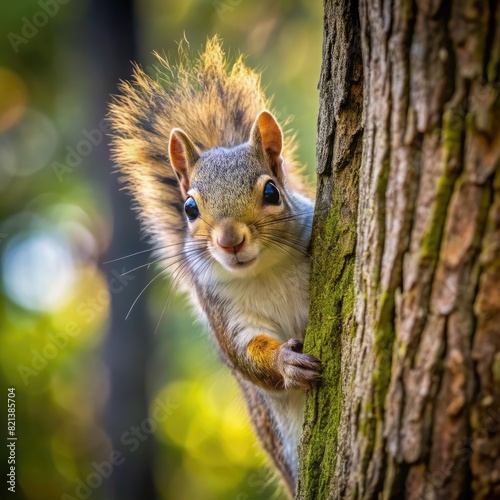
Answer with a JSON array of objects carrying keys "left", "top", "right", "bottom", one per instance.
[{"left": 298, "top": 0, "right": 500, "bottom": 498}]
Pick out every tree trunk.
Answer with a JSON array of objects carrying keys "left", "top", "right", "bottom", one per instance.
[
  {"left": 298, "top": 0, "right": 500, "bottom": 498},
  {"left": 84, "top": 1, "right": 157, "bottom": 499}
]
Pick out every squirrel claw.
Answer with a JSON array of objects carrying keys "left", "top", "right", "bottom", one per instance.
[
  {"left": 277, "top": 339, "right": 321, "bottom": 390},
  {"left": 286, "top": 338, "right": 304, "bottom": 353}
]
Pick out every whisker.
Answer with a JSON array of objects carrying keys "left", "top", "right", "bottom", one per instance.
[
  {"left": 154, "top": 282, "right": 170, "bottom": 336},
  {"left": 125, "top": 248, "right": 209, "bottom": 320},
  {"left": 254, "top": 210, "right": 314, "bottom": 228},
  {"left": 257, "top": 217, "right": 313, "bottom": 229},
  {"left": 260, "top": 228, "right": 311, "bottom": 246},
  {"left": 119, "top": 245, "right": 206, "bottom": 276},
  {"left": 157, "top": 268, "right": 185, "bottom": 314},
  {"left": 193, "top": 249, "right": 213, "bottom": 278},
  {"left": 125, "top": 267, "right": 169, "bottom": 320},
  {"left": 155, "top": 253, "right": 209, "bottom": 336},
  {"left": 260, "top": 237, "right": 298, "bottom": 260},
  {"left": 199, "top": 215, "right": 214, "bottom": 230},
  {"left": 103, "top": 239, "right": 203, "bottom": 264},
  {"left": 261, "top": 235, "right": 308, "bottom": 255},
  {"left": 183, "top": 249, "right": 212, "bottom": 281},
  {"left": 255, "top": 219, "right": 313, "bottom": 232},
  {"left": 259, "top": 234, "right": 317, "bottom": 264},
  {"left": 103, "top": 246, "right": 157, "bottom": 264},
  {"left": 259, "top": 231, "right": 310, "bottom": 252},
  {"left": 188, "top": 252, "right": 213, "bottom": 287},
  {"left": 170, "top": 249, "right": 211, "bottom": 292}
]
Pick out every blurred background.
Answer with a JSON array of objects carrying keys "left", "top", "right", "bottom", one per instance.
[{"left": 0, "top": 1, "right": 321, "bottom": 498}]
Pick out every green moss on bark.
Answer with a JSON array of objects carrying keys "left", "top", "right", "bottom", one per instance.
[
  {"left": 297, "top": 165, "right": 359, "bottom": 499},
  {"left": 421, "top": 108, "right": 465, "bottom": 258},
  {"left": 296, "top": 0, "right": 362, "bottom": 497}
]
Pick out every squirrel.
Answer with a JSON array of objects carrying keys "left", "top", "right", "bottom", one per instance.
[{"left": 108, "top": 37, "right": 321, "bottom": 497}]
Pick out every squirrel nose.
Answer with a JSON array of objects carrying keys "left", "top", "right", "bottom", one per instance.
[{"left": 217, "top": 235, "right": 245, "bottom": 254}]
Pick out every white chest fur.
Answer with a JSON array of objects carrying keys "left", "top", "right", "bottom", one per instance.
[
  {"left": 188, "top": 254, "right": 311, "bottom": 481},
  {"left": 214, "top": 259, "right": 311, "bottom": 479},
  {"left": 214, "top": 258, "right": 310, "bottom": 342}
]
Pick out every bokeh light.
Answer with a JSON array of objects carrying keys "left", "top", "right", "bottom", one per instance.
[
  {"left": 0, "top": 108, "right": 59, "bottom": 179},
  {"left": 2, "top": 230, "right": 76, "bottom": 312}
]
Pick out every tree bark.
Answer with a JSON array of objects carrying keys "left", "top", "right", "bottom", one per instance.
[{"left": 298, "top": 0, "right": 500, "bottom": 498}]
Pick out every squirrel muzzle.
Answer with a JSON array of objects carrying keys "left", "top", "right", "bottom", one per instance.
[{"left": 211, "top": 220, "right": 258, "bottom": 270}]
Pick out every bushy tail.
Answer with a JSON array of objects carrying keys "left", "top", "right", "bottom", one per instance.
[{"left": 108, "top": 37, "right": 302, "bottom": 260}]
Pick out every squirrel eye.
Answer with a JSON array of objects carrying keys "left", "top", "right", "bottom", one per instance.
[
  {"left": 263, "top": 181, "right": 280, "bottom": 205},
  {"left": 184, "top": 197, "right": 199, "bottom": 221}
]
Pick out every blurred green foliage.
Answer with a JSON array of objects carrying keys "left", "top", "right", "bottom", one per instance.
[{"left": 0, "top": 0, "right": 321, "bottom": 499}]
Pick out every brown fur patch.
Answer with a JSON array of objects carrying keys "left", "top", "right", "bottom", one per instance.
[{"left": 246, "top": 335, "right": 284, "bottom": 390}]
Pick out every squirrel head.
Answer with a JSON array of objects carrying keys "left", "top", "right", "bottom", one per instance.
[{"left": 168, "top": 111, "right": 311, "bottom": 277}]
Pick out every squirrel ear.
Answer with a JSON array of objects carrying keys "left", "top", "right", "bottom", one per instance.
[
  {"left": 250, "top": 111, "right": 284, "bottom": 181},
  {"left": 169, "top": 128, "right": 200, "bottom": 196}
]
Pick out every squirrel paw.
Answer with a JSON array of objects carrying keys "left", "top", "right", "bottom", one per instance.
[{"left": 277, "top": 339, "right": 321, "bottom": 390}]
